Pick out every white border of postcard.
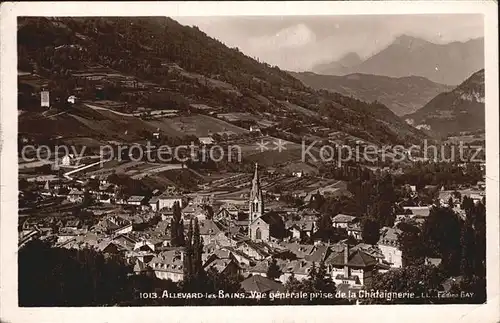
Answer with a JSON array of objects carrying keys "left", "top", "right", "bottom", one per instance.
[{"left": 1, "top": 1, "right": 499, "bottom": 323}]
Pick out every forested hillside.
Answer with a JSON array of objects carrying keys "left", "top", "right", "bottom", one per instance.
[{"left": 18, "top": 17, "right": 426, "bottom": 145}]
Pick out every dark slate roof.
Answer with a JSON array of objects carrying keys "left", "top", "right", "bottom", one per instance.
[
  {"left": 305, "top": 245, "right": 333, "bottom": 263},
  {"left": 240, "top": 275, "right": 285, "bottom": 293},
  {"left": 327, "top": 249, "right": 378, "bottom": 268},
  {"left": 259, "top": 212, "right": 283, "bottom": 226}
]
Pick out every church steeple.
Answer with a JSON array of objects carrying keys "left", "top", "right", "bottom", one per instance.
[
  {"left": 248, "top": 163, "right": 264, "bottom": 228},
  {"left": 251, "top": 162, "right": 260, "bottom": 194}
]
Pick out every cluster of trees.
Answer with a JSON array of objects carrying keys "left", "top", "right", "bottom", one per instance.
[
  {"left": 346, "top": 173, "right": 397, "bottom": 245},
  {"left": 19, "top": 240, "right": 132, "bottom": 306},
  {"left": 317, "top": 163, "right": 372, "bottom": 182},
  {"left": 162, "top": 169, "right": 204, "bottom": 191},
  {"left": 367, "top": 264, "right": 447, "bottom": 304},
  {"left": 18, "top": 238, "right": 245, "bottom": 306},
  {"left": 369, "top": 200, "right": 487, "bottom": 304},
  {"left": 394, "top": 162, "right": 483, "bottom": 189}
]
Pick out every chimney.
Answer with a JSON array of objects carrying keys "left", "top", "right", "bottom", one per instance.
[{"left": 343, "top": 243, "right": 349, "bottom": 278}]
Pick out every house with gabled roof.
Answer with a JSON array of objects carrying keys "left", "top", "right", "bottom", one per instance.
[
  {"left": 148, "top": 196, "right": 160, "bottom": 211},
  {"left": 286, "top": 219, "right": 315, "bottom": 241},
  {"left": 325, "top": 243, "right": 378, "bottom": 287},
  {"left": 214, "top": 203, "right": 240, "bottom": 221},
  {"left": 279, "top": 242, "right": 315, "bottom": 259},
  {"left": 204, "top": 258, "right": 241, "bottom": 276},
  {"left": 198, "top": 219, "right": 224, "bottom": 244},
  {"left": 222, "top": 246, "right": 254, "bottom": 266},
  {"left": 331, "top": 214, "right": 358, "bottom": 229},
  {"left": 235, "top": 240, "right": 272, "bottom": 261},
  {"left": 97, "top": 239, "right": 132, "bottom": 255},
  {"left": 149, "top": 249, "right": 185, "bottom": 282},
  {"left": 305, "top": 244, "right": 335, "bottom": 263},
  {"left": 182, "top": 204, "right": 209, "bottom": 221},
  {"left": 279, "top": 258, "right": 315, "bottom": 283}
]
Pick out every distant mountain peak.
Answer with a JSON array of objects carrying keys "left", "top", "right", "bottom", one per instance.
[
  {"left": 392, "top": 34, "right": 430, "bottom": 49},
  {"left": 311, "top": 52, "right": 362, "bottom": 74},
  {"left": 337, "top": 52, "right": 363, "bottom": 67},
  {"left": 406, "top": 69, "right": 485, "bottom": 136}
]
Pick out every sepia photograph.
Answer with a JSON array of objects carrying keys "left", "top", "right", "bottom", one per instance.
[{"left": 1, "top": 1, "right": 499, "bottom": 323}]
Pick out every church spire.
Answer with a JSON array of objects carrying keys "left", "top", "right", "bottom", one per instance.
[
  {"left": 248, "top": 162, "right": 264, "bottom": 233},
  {"left": 252, "top": 162, "right": 259, "bottom": 187}
]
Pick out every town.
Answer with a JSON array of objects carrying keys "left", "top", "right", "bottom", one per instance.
[
  {"left": 18, "top": 144, "right": 486, "bottom": 305},
  {"left": 16, "top": 16, "right": 487, "bottom": 306}
]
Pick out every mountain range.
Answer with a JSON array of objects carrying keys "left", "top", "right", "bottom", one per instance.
[
  {"left": 311, "top": 52, "right": 362, "bottom": 76},
  {"left": 290, "top": 72, "right": 453, "bottom": 116},
  {"left": 312, "top": 35, "right": 484, "bottom": 86},
  {"left": 404, "top": 69, "right": 485, "bottom": 137},
  {"left": 17, "top": 17, "right": 426, "bottom": 148}
]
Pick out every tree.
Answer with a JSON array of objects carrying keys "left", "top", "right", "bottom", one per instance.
[
  {"left": 19, "top": 239, "right": 132, "bottom": 306},
  {"left": 266, "top": 258, "right": 282, "bottom": 280},
  {"left": 183, "top": 219, "right": 194, "bottom": 283},
  {"left": 471, "top": 201, "right": 486, "bottom": 277},
  {"left": 170, "top": 201, "right": 184, "bottom": 247},
  {"left": 309, "top": 191, "right": 325, "bottom": 210},
  {"left": 420, "top": 206, "right": 462, "bottom": 276},
  {"left": 284, "top": 273, "right": 302, "bottom": 293},
  {"left": 183, "top": 218, "right": 205, "bottom": 292},
  {"left": 313, "top": 260, "right": 336, "bottom": 293},
  {"left": 461, "top": 196, "right": 474, "bottom": 214},
  {"left": 362, "top": 218, "right": 380, "bottom": 245},
  {"left": 398, "top": 227, "right": 425, "bottom": 267},
  {"left": 460, "top": 221, "right": 475, "bottom": 278},
  {"left": 449, "top": 275, "right": 486, "bottom": 304},
  {"left": 81, "top": 190, "right": 93, "bottom": 208},
  {"left": 367, "top": 265, "right": 446, "bottom": 304},
  {"left": 204, "top": 268, "right": 243, "bottom": 303},
  {"left": 316, "top": 213, "right": 333, "bottom": 242},
  {"left": 192, "top": 218, "right": 204, "bottom": 279}
]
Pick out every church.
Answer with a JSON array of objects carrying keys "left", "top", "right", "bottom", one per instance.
[{"left": 248, "top": 163, "right": 285, "bottom": 242}]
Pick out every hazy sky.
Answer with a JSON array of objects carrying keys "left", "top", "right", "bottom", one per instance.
[{"left": 175, "top": 15, "right": 484, "bottom": 71}]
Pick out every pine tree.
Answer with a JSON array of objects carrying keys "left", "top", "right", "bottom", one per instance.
[
  {"left": 314, "top": 260, "right": 335, "bottom": 292},
  {"left": 177, "top": 218, "right": 185, "bottom": 247},
  {"left": 170, "top": 201, "right": 184, "bottom": 246},
  {"left": 460, "top": 222, "right": 475, "bottom": 278},
  {"left": 284, "top": 273, "right": 302, "bottom": 292},
  {"left": 308, "top": 262, "right": 317, "bottom": 281},
  {"left": 192, "top": 218, "right": 204, "bottom": 280},
  {"left": 362, "top": 217, "right": 380, "bottom": 245},
  {"left": 302, "top": 262, "right": 317, "bottom": 292},
  {"left": 266, "top": 257, "right": 282, "bottom": 280},
  {"left": 183, "top": 219, "right": 194, "bottom": 284},
  {"left": 169, "top": 218, "right": 177, "bottom": 246}
]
